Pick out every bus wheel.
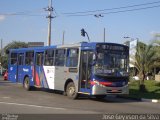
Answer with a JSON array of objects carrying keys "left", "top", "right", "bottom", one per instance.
[
  {"left": 95, "top": 95, "right": 106, "bottom": 99},
  {"left": 66, "top": 82, "right": 78, "bottom": 99},
  {"left": 24, "top": 77, "right": 31, "bottom": 91}
]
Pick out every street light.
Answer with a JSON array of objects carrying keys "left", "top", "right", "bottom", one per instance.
[
  {"left": 94, "top": 14, "right": 104, "bottom": 18},
  {"left": 124, "top": 36, "right": 139, "bottom": 76},
  {"left": 123, "top": 37, "right": 139, "bottom": 46}
]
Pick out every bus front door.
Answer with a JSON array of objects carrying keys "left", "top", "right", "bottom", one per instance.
[
  {"left": 79, "top": 51, "right": 93, "bottom": 94},
  {"left": 34, "top": 52, "right": 44, "bottom": 87},
  {"left": 17, "top": 53, "right": 24, "bottom": 83}
]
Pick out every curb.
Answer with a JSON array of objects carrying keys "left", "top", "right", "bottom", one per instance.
[
  {"left": 117, "top": 95, "right": 160, "bottom": 103},
  {"left": 141, "top": 98, "right": 160, "bottom": 103}
]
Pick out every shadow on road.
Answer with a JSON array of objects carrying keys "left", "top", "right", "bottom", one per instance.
[
  {"left": 0, "top": 79, "right": 141, "bottom": 103},
  {"left": 0, "top": 78, "right": 12, "bottom": 86},
  {"left": 89, "top": 96, "right": 141, "bottom": 103}
]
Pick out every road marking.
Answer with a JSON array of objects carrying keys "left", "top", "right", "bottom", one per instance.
[
  {"left": 0, "top": 101, "right": 66, "bottom": 110},
  {"left": 2, "top": 97, "right": 10, "bottom": 99}
]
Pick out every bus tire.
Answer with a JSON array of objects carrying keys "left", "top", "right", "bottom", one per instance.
[
  {"left": 63, "top": 91, "right": 67, "bottom": 96},
  {"left": 66, "top": 82, "right": 78, "bottom": 99},
  {"left": 23, "top": 77, "right": 31, "bottom": 91}
]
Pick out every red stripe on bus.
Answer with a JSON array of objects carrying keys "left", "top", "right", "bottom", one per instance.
[
  {"left": 32, "top": 67, "right": 40, "bottom": 86},
  {"left": 100, "top": 82, "right": 112, "bottom": 86},
  {"left": 90, "top": 81, "right": 112, "bottom": 86},
  {"left": 35, "top": 71, "right": 40, "bottom": 86}
]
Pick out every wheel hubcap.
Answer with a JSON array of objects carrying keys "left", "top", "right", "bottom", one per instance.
[
  {"left": 25, "top": 80, "right": 28, "bottom": 88},
  {"left": 68, "top": 87, "right": 75, "bottom": 96}
]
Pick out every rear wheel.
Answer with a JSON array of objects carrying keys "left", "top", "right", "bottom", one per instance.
[
  {"left": 23, "top": 77, "right": 31, "bottom": 91},
  {"left": 66, "top": 82, "right": 78, "bottom": 99}
]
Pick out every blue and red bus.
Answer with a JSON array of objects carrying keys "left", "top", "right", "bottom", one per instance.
[{"left": 8, "top": 42, "right": 129, "bottom": 99}]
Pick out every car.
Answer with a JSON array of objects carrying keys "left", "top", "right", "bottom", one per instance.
[{"left": 3, "top": 70, "right": 8, "bottom": 80}]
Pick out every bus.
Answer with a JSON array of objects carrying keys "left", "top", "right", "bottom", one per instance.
[{"left": 8, "top": 42, "right": 129, "bottom": 99}]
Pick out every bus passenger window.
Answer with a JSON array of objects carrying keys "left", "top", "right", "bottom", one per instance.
[
  {"left": 25, "top": 51, "right": 34, "bottom": 65},
  {"left": 66, "top": 49, "right": 79, "bottom": 67},
  {"left": 55, "top": 49, "right": 66, "bottom": 66},
  {"left": 44, "top": 49, "right": 54, "bottom": 66},
  {"left": 10, "top": 53, "right": 17, "bottom": 65},
  {"left": 36, "top": 53, "right": 44, "bottom": 66}
]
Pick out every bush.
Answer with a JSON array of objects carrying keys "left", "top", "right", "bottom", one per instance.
[{"left": 129, "top": 80, "right": 160, "bottom": 99}]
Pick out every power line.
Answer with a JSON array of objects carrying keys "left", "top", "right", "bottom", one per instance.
[
  {"left": 0, "top": 5, "right": 57, "bottom": 18},
  {"left": 0, "top": 13, "right": 44, "bottom": 16},
  {"left": 0, "top": 13, "right": 45, "bottom": 17},
  {"left": 0, "top": 8, "right": 46, "bottom": 16},
  {"left": 65, "top": 4, "right": 160, "bottom": 17},
  {"left": 62, "top": 1, "right": 160, "bottom": 15},
  {"left": 1, "top": 1, "right": 160, "bottom": 17}
]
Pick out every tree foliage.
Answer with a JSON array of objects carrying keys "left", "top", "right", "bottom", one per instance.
[
  {"left": 130, "top": 41, "right": 160, "bottom": 91},
  {"left": 4, "top": 41, "right": 28, "bottom": 54}
]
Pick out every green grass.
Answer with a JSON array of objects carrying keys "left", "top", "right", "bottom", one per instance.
[{"left": 128, "top": 80, "right": 160, "bottom": 99}]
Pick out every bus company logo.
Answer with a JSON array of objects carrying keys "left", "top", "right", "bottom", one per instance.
[
  {"left": 23, "top": 68, "right": 29, "bottom": 72},
  {"left": 47, "top": 69, "right": 54, "bottom": 73},
  {"left": 10, "top": 67, "right": 13, "bottom": 71}
]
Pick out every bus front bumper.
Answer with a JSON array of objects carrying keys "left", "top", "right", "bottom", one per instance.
[{"left": 91, "top": 84, "right": 129, "bottom": 95}]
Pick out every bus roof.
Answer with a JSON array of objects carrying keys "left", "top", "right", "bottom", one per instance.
[{"left": 9, "top": 42, "right": 128, "bottom": 53}]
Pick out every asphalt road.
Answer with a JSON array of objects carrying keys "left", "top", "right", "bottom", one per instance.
[{"left": 0, "top": 77, "right": 160, "bottom": 119}]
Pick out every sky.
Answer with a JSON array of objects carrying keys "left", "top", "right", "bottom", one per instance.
[{"left": 0, "top": 0, "right": 160, "bottom": 47}]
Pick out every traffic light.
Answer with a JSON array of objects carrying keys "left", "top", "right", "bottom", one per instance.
[{"left": 81, "top": 28, "right": 85, "bottom": 37}]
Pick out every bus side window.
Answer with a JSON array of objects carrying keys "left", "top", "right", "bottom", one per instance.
[
  {"left": 25, "top": 51, "right": 34, "bottom": 65},
  {"left": 55, "top": 49, "right": 66, "bottom": 66},
  {"left": 66, "top": 49, "right": 79, "bottom": 67},
  {"left": 44, "top": 49, "right": 54, "bottom": 66},
  {"left": 10, "top": 53, "right": 17, "bottom": 65},
  {"left": 36, "top": 53, "right": 44, "bottom": 66}
]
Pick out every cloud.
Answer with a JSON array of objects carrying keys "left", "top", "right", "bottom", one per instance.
[{"left": 0, "top": 15, "right": 6, "bottom": 21}]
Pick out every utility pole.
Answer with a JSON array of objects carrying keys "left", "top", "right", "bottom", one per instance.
[
  {"left": 103, "top": 28, "right": 106, "bottom": 42},
  {"left": 62, "top": 31, "right": 65, "bottom": 45},
  {"left": 46, "top": 0, "right": 54, "bottom": 46},
  {"left": 0, "top": 39, "right": 2, "bottom": 75}
]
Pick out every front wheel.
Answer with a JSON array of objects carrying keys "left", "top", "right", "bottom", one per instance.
[
  {"left": 23, "top": 77, "right": 31, "bottom": 91},
  {"left": 66, "top": 82, "right": 79, "bottom": 99}
]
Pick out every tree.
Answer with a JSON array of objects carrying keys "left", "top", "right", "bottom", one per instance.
[
  {"left": 130, "top": 41, "right": 159, "bottom": 91},
  {"left": 4, "top": 41, "right": 28, "bottom": 54},
  {"left": 1, "top": 41, "right": 28, "bottom": 69},
  {"left": 152, "top": 40, "right": 160, "bottom": 74}
]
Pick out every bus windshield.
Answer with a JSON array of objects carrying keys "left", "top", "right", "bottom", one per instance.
[{"left": 93, "top": 50, "right": 129, "bottom": 77}]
